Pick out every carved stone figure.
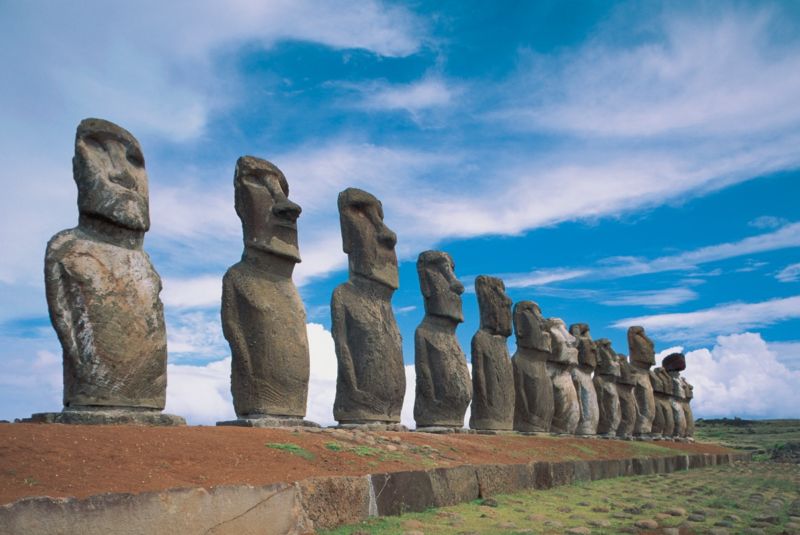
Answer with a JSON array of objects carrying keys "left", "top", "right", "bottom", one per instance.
[
  {"left": 469, "top": 276, "right": 514, "bottom": 431},
  {"left": 413, "top": 251, "right": 471, "bottom": 429},
  {"left": 628, "top": 326, "right": 656, "bottom": 437},
  {"left": 663, "top": 353, "right": 688, "bottom": 439},
  {"left": 511, "top": 301, "right": 555, "bottom": 432},
  {"left": 32, "top": 118, "right": 184, "bottom": 425},
  {"left": 682, "top": 378, "right": 695, "bottom": 439},
  {"left": 546, "top": 318, "right": 580, "bottom": 434},
  {"left": 650, "top": 367, "right": 674, "bottom": 439},
  {"left": 331, "top": 188, "right": 405, "bottom": 427},
  {"left": 593, "top": 338, "right": 621, "bottom": 437},
  {"left": 615, "top": 354, "right": 637, "bottom": 439},
  {"left": 218, "top": 156, "right": 315, "bottom": 428},
  {"left": 569, "top": 323, "right": 600, "bottom": 435}
]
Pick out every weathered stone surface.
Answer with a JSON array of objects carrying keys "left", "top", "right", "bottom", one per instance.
[
  {"left": 217, "top": 416, "right": 319, "bottom": 428},
  {"left": 297, "top": 476, "right": 371, "bottom": 530},
  {"left": 0, "top": 483, "right": 311, "bottom": 535},
  {"left": 594, "top": 339, "right": 621, "bottom": 436},
  {"left": 469, "top": 276, "right": 514, "bottom": 431},
  {"left": 682, "top": 377, "right": 695, "bottom": 438},
  {"left": 221, "top": 156, "right": 311, "bottom": 422},
  {"left": 650, "top": 367, "right": 674, "bottom": 439},
  {"left": 25, "top": 408, "right": 184, "bottom": 426},
  {"left": 414, "top": 251, "right": 471, "bottom": 428},
  {"left": 628, "top": 326, "right": 656, "bottom": 437},
  {"left": 668, "top": 369, "right": 687, "bottom": 438},
  {"left": 43, "top": 118, "right": 179, "bottom": 421},
  {"left": 616, "top": 354, "right": 637, "bottom": 439},
  {"left": 532, "top": 461, "right": 554, "bottom": 489},
  {"left": 511, "top": 301, "right": 554, "bottom": 432},
  {"left": 332, "top": 188, "right": 405, "bottom": 425},
  {"left": 371, "top": 470, "right": 435, "bottom": 515},
  {"left": 569, "top": 323, "right": 599, "bottom": 435},
  {"left": 663, "top": 352, "right": 686, "bottom": 372},
  {"left": 430, "top": 466, "right": 480, "bottom": 507},
  {"left": 546, "top": 318, "right": 580, "bottom": 434},
  {"left": 475, "top": 464, "right": 532, "bottom": 497}
]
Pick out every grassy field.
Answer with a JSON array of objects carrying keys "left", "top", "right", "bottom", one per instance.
[{"left": 321, "top": 420, "right": 800, "bottom": 534}]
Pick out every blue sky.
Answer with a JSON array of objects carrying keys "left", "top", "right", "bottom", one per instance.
[{"left": 1, "top": 0, "right": 799, "bottom": 425}]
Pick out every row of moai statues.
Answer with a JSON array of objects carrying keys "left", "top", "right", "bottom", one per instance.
[{"left": 33, "top": 118, "right": 694, "bottom": 439}]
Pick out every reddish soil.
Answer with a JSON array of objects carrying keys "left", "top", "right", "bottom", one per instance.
[{"left": 0, "top": 423, "right": 732, "bottom": 505}]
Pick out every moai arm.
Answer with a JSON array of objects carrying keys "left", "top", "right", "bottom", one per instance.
[
  {"left": 471, "top": 336, "right": 488, "bottom": 406},
  {"left": 513, "top": 359, "right": 530, "bottom": 416},
  {"left": 415, "top": 331, "right": 437, "bottom": 403},
  {"left": 220, "top": 273, "right": 252, "bottom": 377},
  {"left": 44, "top": 240, "right": 82, "bottom": 377}
]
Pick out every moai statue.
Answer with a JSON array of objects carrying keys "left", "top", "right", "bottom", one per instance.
[
  {"left": 32, "top": 118, "right": 184, "bottom": 425},
  {"left": 331, "top": 188, "right": 405, "bottom": 429},
  {"left": 413, "top": 251, "right": 471, "bottom": 430},
  {"left": 650, "top": 367, "right": 675, "bottom": 439},
  {"left": 663, "top": 353, "right": 688, "bottom": 439},
  {"left": 628, "top": 326, "right": 656, "bottom": 438},
  {"left": 569, "top": 323, "right": 600, "bottom": 435},
  {"left": 218, "top": 156, "right": 316, "bottom": 428},
  {"left": 593, "top": 339, "right": 621, "bottom": 437},
  {"left": 615, "top": 354, "right": 637, "bottom": 439},
  {"left": 682, "top": 378, "right": 695, "bottom": 439},
  {"left": 546, "top": 318, "right": 580, "bottom": 434},
  {"left": 469, "top": 276, "right": 514, "bottom": 431},
  {"left": 511, "top": 301, "right": 555, "bottom": 433}
]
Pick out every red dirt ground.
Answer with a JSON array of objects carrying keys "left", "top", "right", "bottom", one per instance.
[{"left": 0, "top": 423, "right": 732, "bottom": 505}]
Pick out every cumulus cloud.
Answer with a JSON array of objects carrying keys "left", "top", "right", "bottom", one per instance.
[
  {"left": 165, "top": 310, "right": 227, "bottom": 360},
  {"left": 679, "top": 333, "right": 800, "bottom": 418},
  {"left": 614, "top": 295, "right": 800, "bottom": 343}
]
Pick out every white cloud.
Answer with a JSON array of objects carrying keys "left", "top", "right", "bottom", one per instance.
[
  {"left": 614, "top": 295, "right": 800, "bottom": 343},
  {"left": 162, "top": 276, "right": 224, "bottom": 309},
  {"left": 165, "top": 310, "right": 227, "bottom": 360},
  {"left": 165, "top": 358, "right": 235, "bottom": 424},
  {"left": 749, "top": 215, "right": 788, "bottom": 230},
  {"left": 602, "top": 287, "right": 698, "bottom": 307},
  {"left": 502, "top": 269, "right": 592, "bottom": 289},
  {"left": 776, "top": 262, "right": 800, "bottom": 283},
  {"left": 352, "top": 76, "right": 458, "bottom": 115},
  {"left": 682, "top": 333, "right": 800, "bottom": 418},
  {"left": 766, "top": 340, "right": 800, "bottom": 371}
]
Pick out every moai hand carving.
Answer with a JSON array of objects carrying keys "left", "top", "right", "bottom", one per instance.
[
  {"left": 414, "top": 251, "right": 471, "bottom": 429},
  {"left": 469, "top": 276, "right": 514, "bottom": 431},
  {"left": 547, "top": 318, "right": 580, "bottom": 434},
  {"left": 331, "top": 188, "right": 405, "bottom": 427},
  {"left": 511, "top": 301, "right": 555, "bottom": 432},
  {"left": 615, "top": 353, "right": 637, "bottom": 439},
  {"left": 628, "top": 326, "right": 656, "bottom": 437},
  {"left": 219, "top": 156, "right": 314, "bottom": 427},
  {"left": 593, "top": 339, "right": 621, "bottom": 437},
  {"left": 37, "top": 118, "right": 183, "bottom": 425},
  {"left": 569, "top": 323, "right": 600, "bottom": 435}
]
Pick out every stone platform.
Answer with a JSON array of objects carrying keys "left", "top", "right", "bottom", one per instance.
[
  {"left": 24, "top": 408, "right": 185, "bottom": 426},
  {"left": 216, "top": 416, "right": 320, "bottom": 428}
]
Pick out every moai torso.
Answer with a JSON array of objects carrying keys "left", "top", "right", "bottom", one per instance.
[
  {"left": 414, "top": 251, "right": 471, "bottom": 428},
  {"left": 663, "top": 353, "right": 689, "bottom": 438},
  {"left": 547, "top": 318, "right": 580, "bottom": 434},
  {"left": 511, "top": 301, "right": 555, "bottom": 433},
  {"left": 616, "top": 355, "right": 638, "bottom": 438},
  {"left": 332, "top": 188, "right": 405, "bottom": 424},
  {"left": 682, "top": 378, "right": 695, "bottom": 438},
  {"left": 650, "top": 368, "right": 674, "bottom": 438},
  {"left": 45, "top": 118, "right": 167, "bottom": 409},
  {"left": 628, "top": 326, "right": 656, "bottom": 436},
  {"left": 593, "top": 339, "right": 621, "bottom": 436},
  {"left": 469, "top": 276, "right": 514, "bottom": 431},
  {"left": 222, "top": 156, "right": 310, "bottom": 418},
  {"left": 570, "top": 323, "right": 599, "bottom": 435}
]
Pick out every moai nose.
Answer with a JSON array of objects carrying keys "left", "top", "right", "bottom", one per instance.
[
  {"left": 272, "top": 199, "right": 302, "bottom": 222},
  {"left": 451, "top": 279, "right": 465, "bottom": 295},
  {"left": 378, "top": 226, "right": 397, "bottom": 248}
]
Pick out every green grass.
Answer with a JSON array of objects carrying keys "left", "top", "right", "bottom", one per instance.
[
  {"left": 265, "top": 442, "right": 315, "bottom": 461},
  {"left": 694, "top": 418, "right": 800, "bottom": 460},
  {"left": 324, "top": 441, "right": 344, "bottom": 452}
]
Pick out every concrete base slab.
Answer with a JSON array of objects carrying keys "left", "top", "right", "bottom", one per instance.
[
  {"left": 24, "top": 409, "right": 185, "bottom": 426},
  {"left": 217, "top": 417, "right": 320, "bottom": 429}
]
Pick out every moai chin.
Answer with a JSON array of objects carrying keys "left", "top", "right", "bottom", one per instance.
[
  {"left": 650, "top": 367, "right": 675, "bottom": 439},
  {"left": 331, "top": 188, "right": 405, "bottom": 429},
  {"left": 546, "top": 318, "right": 580, "bottom": 434},
  {"left": 593, "top": 338, "right": 621, "bottom": 437},
  {"left": 469, "top": 275, "right": 514, "bottom": 431},
  {"left": 413, "top": 251, "right": 471, "bottom": 430},
  {"left": 627, "top": 326, "right": 656, "bottom": 438},
  {"left": 33, "top": 118, "right": 184, "bottom": 425},
  {"left": 218, "top": 156, "right": 316, "bottom": 428},
  {"left": 615, "top": 353, "right": 638, "bottom": 439},
  {"left": 663, "top": 353, "right": 689, "bottom": 439},
  {"left": 511, "top": 301, "right": 555, "bottom": 433},
  {"left": 569, "top": 323, "right": 600, "bottom": 435}
]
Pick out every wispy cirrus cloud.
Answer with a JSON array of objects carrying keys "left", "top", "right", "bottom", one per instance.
[
  {"left": 776, "top": 262, "right": 800, "bottom": 283},
  {"left": 601, "top": 287, "right": 698, "bottom": 307}
]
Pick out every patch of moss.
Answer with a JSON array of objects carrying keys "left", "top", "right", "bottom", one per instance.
[{"left": 265, "top": 442, "right": 314, "bottom": 461}]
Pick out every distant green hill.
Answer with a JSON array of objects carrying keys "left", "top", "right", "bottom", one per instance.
[{"left": 695, "top": 418, "right": 800, "bottom": 461}]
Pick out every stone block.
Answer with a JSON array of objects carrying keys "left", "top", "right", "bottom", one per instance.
[{"left": 297, "top": 476, "right": 371, "bottom": 530}]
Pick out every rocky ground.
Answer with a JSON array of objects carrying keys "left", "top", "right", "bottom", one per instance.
[{"left": 323, "top": 461, "right": 800, "bottom": 535}]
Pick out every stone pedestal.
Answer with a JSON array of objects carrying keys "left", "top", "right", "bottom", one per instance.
[{"left": 25, "top": 407, "right": 185, "bottom": 426}]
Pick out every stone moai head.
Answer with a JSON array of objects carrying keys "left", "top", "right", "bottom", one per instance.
[
  {"left": 73, "top": 118, "right": 150, "bottom": 232},
  {"left": 569, "top": 323, "right": 598, "bottom": 370},
  {"left": 616, "top": 354, "right": 636, "bottom": 385},
  {"left": 513, "top": 301, "right": 550, "bottom": 352},
  {"left": 417, "top": 250, "right": 464, "bottom": 322},
  {"left": 595, "top": 338, "right": 621, "bottom": 378},
  {"left": 475, "top": 275, "right": 512, "bottom": 336},
  {"left": 662, "top": 353, "right": 686, "bottom": 373},
  {"left": 546, "top": 318, "right": 579, "bottom": 365},
  {"left": 627, "top": 326, "right": 655, "bottom": 369},
  {"left": 652, "top": 367, "right": 670, "bottom": 394},
  {"left": 338, "top": 188, "right": 399, "bottom": 289},
  {"left": 234, "top": 156, "right": 301, "bottom": 263}
]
